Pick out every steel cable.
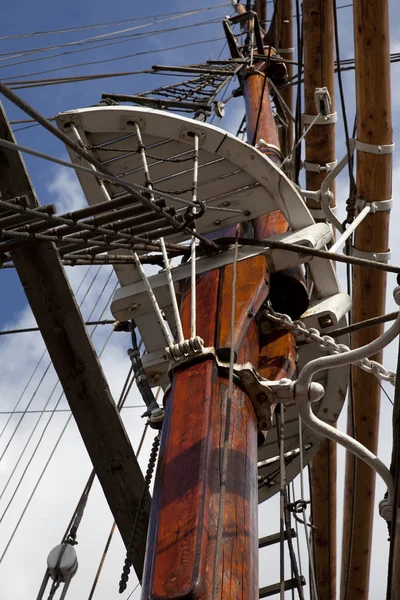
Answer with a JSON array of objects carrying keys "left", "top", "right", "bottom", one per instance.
[
  {"left": 0, "top": 265, "right": 98, "bottom": 448},
  {"left": 0, "top": 270, "right": 115, "bottom": 525},
  {"left": 0, "top": 302, "right": 116, "bottom": 565},
  {"left": 0, "top": 3, "right": 231, "bottom": 42}
]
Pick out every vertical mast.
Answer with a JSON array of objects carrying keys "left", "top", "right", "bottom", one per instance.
[
  {"left": 341, "top": 0, "right": 393, "bottom": 598},
  {"left": 276, "top": 0, "right": 294, "bottom": 154},
  {"left": 302, "top": 2, "right": 337, "bottom": 598},
  {"left": 140, "top": 5, "right": 302, "bottom": 600}
]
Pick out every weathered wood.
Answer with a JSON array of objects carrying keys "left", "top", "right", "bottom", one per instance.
[
  {"left": 302, "top": 2, "right": 337, "bottom": 598},
  {"left": 341, "top": 1, "right": 393, "bottom": 598},
  {"left": 0, "top": 103, "right": 149, "bottom": 579}
]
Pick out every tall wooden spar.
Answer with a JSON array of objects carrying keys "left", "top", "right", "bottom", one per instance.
[
  {"left": 341, "top": 0, "right": 393, "bottom": 598},
  {"left": 302, "top": 1, "right": 337, "bottom": 598},
  {"left": 140, "top": 9, "right": 299, "bottom": 600}
]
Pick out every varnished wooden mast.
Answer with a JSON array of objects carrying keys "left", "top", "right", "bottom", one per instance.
[
  {"left": 302, "top": 2, "right": 337, "bottom": 598},
  {"left": 276, "top": 0, "right": 294, "bottom": 154},
  {"left": 140, "top": 7, "right": 299, "bottom": 600},
  {"left": 340, "top": 0, "right": 393, "bottom": 598}
]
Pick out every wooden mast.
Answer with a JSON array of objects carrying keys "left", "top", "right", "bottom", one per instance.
[
  {"left": 340, "top": 0, "right": 393, "bottom": 598},
  {"left": 302, "top": 2, "right": 337, "bottom": 598},
  {"left": 276, "top": 0, "right": 294, "bottom": 155},
  {"left": 140, "top": 5, "right": 300, "bottom": 600}
]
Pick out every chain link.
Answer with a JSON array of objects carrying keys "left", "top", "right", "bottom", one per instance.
[
  {"left": 119, "top": 434, "right": 160, "bottom": 593},
  {"left": 85, "top": 144, "right": 196, "bottom": 164},
  {"left": 266, "top": 311, "right": 396, "bottom": 385}
]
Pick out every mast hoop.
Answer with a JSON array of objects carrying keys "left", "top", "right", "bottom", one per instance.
[
  {"left": 353, "top": 138, "right": 395, "bottom": 155},
  {"left": 302, "top": 112, "right": 337, "bottom": 126},
  {"left": 165, "top": 343, "right": 324, "bottom": 432},
  {"left": 345, "top": 246, "right": 392, "bottom": 264},
  {"left": 355, "top": 197, "right": 393, "bottom": 213},
  {"left": 303, "top": 160, "right": 337, "bottom": 173}
]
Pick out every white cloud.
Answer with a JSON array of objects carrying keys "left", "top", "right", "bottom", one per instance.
[{"left": 46, "top": 167, "right": 87, "bottom": 214}]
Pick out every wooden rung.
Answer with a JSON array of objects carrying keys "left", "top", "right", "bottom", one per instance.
[
  {"left": 259, "top": 528, "right": 297, "bottom": 548},
  {"left": 259, "top": 576, "right": 306, "bottom": 597}
]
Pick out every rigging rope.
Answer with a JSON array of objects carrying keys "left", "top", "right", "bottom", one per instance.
[
  {"left": 5, "top": 37, "right": 224, "bottom": 83},
  {"left": 298, "top": 417, "right": 319, "bottom": 600},
  {"left": 0, "top": 266, "right": 94, "bottom": 443},
  {"left": 0, "top": 19, "right": 223, "bottom": 73},
  {"left": 0, "top": 265, "right": 100, "bottom": 457},
  {"left": 87, "top": 420, "right": 151, "bottom": 600},
  {"left": 0, "top": 17, "right": 223, "bottom": 63},
  {"left": 0, "top": 3, "right": 231, "bottom": 41},
  {"left": 0, "top": 280, "right": 117, "bottom": 566},
  {"left": 277, "top": 405, "right": 286, "bottom": 600},
  {"left": 0, "top": 271, "right": 116, "bottom": 526}
]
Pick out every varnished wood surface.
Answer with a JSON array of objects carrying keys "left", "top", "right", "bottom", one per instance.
[
  {"left": 143, "top": 260, "right": 266, "bottom": 600},
  {"left": 341, "top": 0, "right": 393, "bottom": 598},
  {"left": 302, "top": 3, "right": 337, "bottom": 598},
  {"left": 303, "top": 0, "right": 336, "bottom": 208}
]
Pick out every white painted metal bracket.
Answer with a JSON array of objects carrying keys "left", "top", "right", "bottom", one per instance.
[
  {"left": 110, "top": 223, "right": 332, "bottom": 321},
  {"left": 356, "top": 197, "right": 393, "bottom": 212},
  {"left": 353, "top": 139, "right": 395, "bottom": 155},
  {"left": 302, "top": 112, "right": 337, "bottom": 126},
  {"left": 346, "top": 246, "right": 392, "bottom": 263},
  {"left": 303, "top": 160, "right": 337, "bottom": 173}
]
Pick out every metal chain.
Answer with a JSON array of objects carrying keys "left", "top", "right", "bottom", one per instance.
[
  {"left": 119, "top": 433, "right": 161, "bottom": 593},
  {"left": 265, "top": 311, "right": 396, "bottom": 385},
  {"left": 85, "top": 144, "right": 196, "bottom": 164},
  {"left": 153, "top": 185, "right": 195, "bottom": 196}
]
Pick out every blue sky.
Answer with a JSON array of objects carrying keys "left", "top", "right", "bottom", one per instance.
[{"left": 1, "top": 1, "right": 400, "bottom": 599}]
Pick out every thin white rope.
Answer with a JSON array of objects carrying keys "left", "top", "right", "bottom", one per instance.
[
  {"left": 190, "top": 133, "right": 199, "bottom": 339},
  {"left": 159, "top": 237, "right": 184, "bottom": 344},
  {"left": 281, "top": 112, "right": 322, "bottom": 168},
  {"left": 278, "top": 407, "right": 285, "bottom": 600},
  {"left": 291, "top": 480, "right": 304, "bottom": 579},
  {"left": 190, "top": 234, "right": 197, "bottom": 339},
  {"left": 133, "top": 253, "right": 174, "bottom": 349},
  {"left": 298, "top": 415, "right": 319, "bottom": 600}
]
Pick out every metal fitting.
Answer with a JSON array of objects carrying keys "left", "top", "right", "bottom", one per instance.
[
  {"left": 353, "top": 139, "right": 395, "bottom": 155},
  {"left": 355, "top": 197, "right": 393, "bottom": 213}
]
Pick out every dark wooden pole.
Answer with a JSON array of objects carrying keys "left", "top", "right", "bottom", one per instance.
[
  {"left": 302, "top": 2, "right": 337, "bottom": 598},
  {"left": 341, "top": 0, "right": 393, "bottom": 598}
]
